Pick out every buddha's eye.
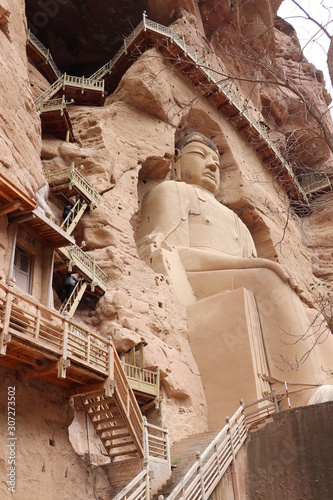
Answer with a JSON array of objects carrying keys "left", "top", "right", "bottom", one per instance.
[{"left": 193, "top": 150, "right": 206, "bottom": 158}]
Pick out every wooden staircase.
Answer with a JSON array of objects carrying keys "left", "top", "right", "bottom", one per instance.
[
  {"left": 59, "top": 279, "right": 88, "bottom": 316},
  {"left": 44, "top": 164, "right": 107, "bottom": 317},
  {"left": 60, "top": 196, "right": 88, "bottom": 235},
  {"left": 82, "top": 392, "right": 141, "bottom": 462},
  {"left": 154, "top": 431, "right": 218, "bottom": 499}
]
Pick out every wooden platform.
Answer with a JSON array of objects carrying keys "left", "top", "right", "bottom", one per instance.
[
  {"left": 0, "top": 173, "right": 36, "bottom": 217},
  {"left": 40, "top": 106, "right": 75, "bottom": 142},
  {"left": 9, "top": 206, "right": 75, "bottom": 248},
  {"left": 0, "top": 281, "right": 113, "bottom": 392}
]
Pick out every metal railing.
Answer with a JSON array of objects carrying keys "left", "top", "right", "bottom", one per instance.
[{"left": 113, "top": 469, "right": 150, "bottom": 500}]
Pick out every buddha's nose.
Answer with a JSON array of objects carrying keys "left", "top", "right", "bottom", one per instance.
[{"left": 206, "top": 160, "right": 217, "bottom": 171}]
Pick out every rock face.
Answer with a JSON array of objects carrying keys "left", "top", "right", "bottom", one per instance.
[{"left": 1, "top": 0, "right": 333, "bottom": 497}]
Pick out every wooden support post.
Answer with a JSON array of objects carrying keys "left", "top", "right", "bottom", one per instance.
[
  {"left": 35, "top": 307, "right": 41, "bottom": 340},
  {"left": 196, "top": 451, "right": 206, "bottom": 500},
  {"left": 155, "top": 367, "right": 160, "bottom": 410},
  {"left": 143, "top": 416, "right": 149, "bottom": 462},
  {"left": 8, "top": 224, "right": 18, "bottom": 282},
  {"left": 66, "top": 129, "right": 70, "bottom": 143},
  {"left": 226, "top": 416, "right": 240, "bottom": 500},
  {"left": 273, "top": 388, "right": 279, "bottom": 413},
  {"left": 0, "top": 291, "right": 12, "bottom": 355},
  {"left": 164, "top": 427, "right": 171, "bottom": 469},
  {"left": 105, "top": 336, "right": 115, "bottom": 398},
  {"left": 86, "top": 332, "right": 91, "bottom": 365},
  {"left": 47, "top": 249, "right": 55, "bottom": 308},
  {"left": 139, "top": 343, "right": 144, "bottom": 369},
  {"left": 58, "top": 320, "right": 70, "bottom": 378}
]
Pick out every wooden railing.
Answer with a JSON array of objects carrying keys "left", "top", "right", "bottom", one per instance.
[
  {"left": 0, "top": 280, "right": 111, "bottom": 377},
  {"left": 112, "top": 419, "right": 171, "bottom": 500},
  {"left": 36, "top": 96, "right": 67, "bottom": 114},
  {"left": 144, "top": 420, "right": 171, "bottom": 462},
  {"left": 27, "top": 29, "right": 62, "bottom": 79},
  {"left": 298, "top": 171, "right": 332, "bottom": 196},
  {"left": 34, "top": 75, "right": 64, "bottom": 110},
  {"left": 59, "top": 279, "right": 88, "bottom": 316},
  {"left": 113, "top": 350, "right": 146, "bottom": 449},
  {"left": 122, "top": 362, "right": 160, "bottom": 399},
  {"left": 59, "top": 245, "right": 108, "bottom": 291},
  {"left": 63, "top": 73, "right": 105, "bottom": 91},
  {"left": 60, "top": 197, "right": 88, "bottom": 235},
  {"left": 45, "top": 164, "right": 100, "bottom": 207}
]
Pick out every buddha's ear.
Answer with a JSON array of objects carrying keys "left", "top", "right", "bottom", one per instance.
[
  {"left": 174, "top": 148, "right": 181, "bottom": 162},
  {"left": 171, "top": 149, "right": 182, "bottom": 181}
]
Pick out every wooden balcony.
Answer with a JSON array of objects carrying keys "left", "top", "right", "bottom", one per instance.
[
  {"left": 44, "top": 164, "right": 99, "bottom": 208},
  {"left": 122, "top": 362, "right": 160, "bottom": 411},
  {"left": 0, "top": 280, "right": 145, "bottom": 461},
  {"left": 9, "top": 206, "right": 75, "bottom": 248},
  {"left": 37, "top": 96, "right": 75, "bottom": 143},
  {"left": 0, "top": 280, "right": 113, "bottom": 390},
  {"left": 298, "top": 171, "right": 332, "bottom": 197}
]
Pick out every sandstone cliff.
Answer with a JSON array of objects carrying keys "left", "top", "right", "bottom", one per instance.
[{"left": 1, "top": 0, "right": 333, "bottom": 498}]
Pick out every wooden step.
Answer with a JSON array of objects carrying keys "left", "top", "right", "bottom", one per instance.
[
  {"left": 104, "top": 439, "right": 135, "bottom": 450},
  {"left": 99, "top": 429, "right": 130, "bottom": 440},
  {"left": 108, "top": 448, "right": 139, "bottom": 459}
]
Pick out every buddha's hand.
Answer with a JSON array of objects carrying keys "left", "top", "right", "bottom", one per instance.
[{"left": 255, "top": 258, "right": 304, "bottom": 294}]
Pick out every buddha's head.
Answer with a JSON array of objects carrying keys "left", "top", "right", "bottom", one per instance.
[{"left": 171, "top": 132, "right": 221, "bottom": 195}]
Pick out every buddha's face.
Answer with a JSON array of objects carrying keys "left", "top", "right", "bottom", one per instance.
[{"left": 176, "top": 140, "right": 220, "bottom": 195}]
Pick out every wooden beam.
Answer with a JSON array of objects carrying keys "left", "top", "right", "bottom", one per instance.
[
  {"left": 66, "top": 381, "right": 106, "bottom": 398},
  {"left": 0, "top": 200, "right": 24, "bottom": 216},
  {"left": 16, "top": 361, "right": 59, "bottom": 381}
]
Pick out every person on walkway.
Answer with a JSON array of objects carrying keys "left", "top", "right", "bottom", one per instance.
[{"left": 62, "top": 272, "right": 80, "bottom": 300}]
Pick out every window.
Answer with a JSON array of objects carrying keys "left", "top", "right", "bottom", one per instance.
[{"left": 13, "top": 247, "right": 32, "bottom": 293}]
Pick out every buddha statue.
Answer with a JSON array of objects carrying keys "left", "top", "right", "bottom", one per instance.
[{"left": 137, "top": 131, "right": 333, "bottom": 427}]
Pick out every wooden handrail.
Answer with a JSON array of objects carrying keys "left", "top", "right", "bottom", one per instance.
[{"left": 59, "top": 245, "right": 108, "bottom": 288}]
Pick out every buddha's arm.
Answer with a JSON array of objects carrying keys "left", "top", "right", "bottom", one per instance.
[{"left": 178, "top": 247, "right": 291, "bottom": 283}]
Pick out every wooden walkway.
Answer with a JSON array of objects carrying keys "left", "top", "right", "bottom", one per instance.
[
  {"left": 29, "top": 15, "right": 331, "bottom": 208},
  {"left": 88, "top": 15, "right": 309, "bottom": 207}
]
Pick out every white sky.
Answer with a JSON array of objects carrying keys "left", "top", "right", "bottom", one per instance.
[{"left": 278, "top": 0, "right": 333, "bottom": 104}]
